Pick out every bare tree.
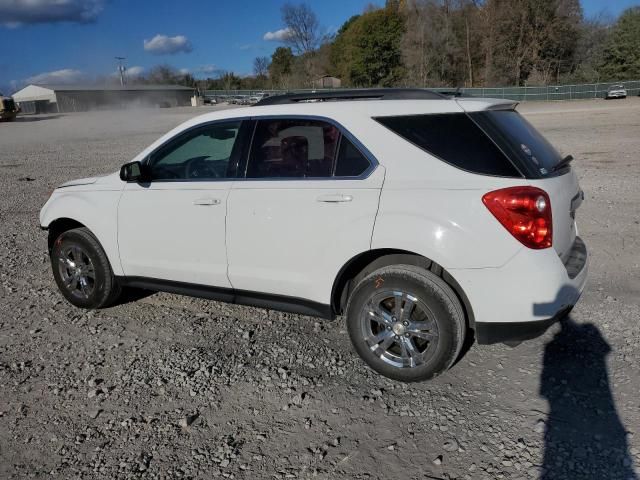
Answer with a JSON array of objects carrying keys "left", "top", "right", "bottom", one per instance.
[
  {"left": 253, "top": 56, "right": 271, "bottom": 78},
  {"left": 281, "top": 3, "right": 321, "bottom": 55},
  {"left": 216, "top": 71, "right": 236, "bottom": 92}
]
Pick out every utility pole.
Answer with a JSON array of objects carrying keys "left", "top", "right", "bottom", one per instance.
[{"left": 115, "top": 57, "right": 126, "bottom": 86}]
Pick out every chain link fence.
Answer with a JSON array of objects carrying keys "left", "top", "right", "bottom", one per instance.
[
  {"left": 445, "top": 80, "right": 640, "bottom": 101},
  {"left": 205, "top": 80, "right": 639, "bottom": 102}
]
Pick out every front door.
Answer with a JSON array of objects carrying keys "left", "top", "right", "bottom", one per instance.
[
  {"left": 226, "top": 117, "right": 384, "bottom": 305},
  {"left": 118, "top": 120, "right": 244, "bottom": 287}
]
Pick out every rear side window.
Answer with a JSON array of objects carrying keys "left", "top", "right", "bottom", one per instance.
[{"left": 375, "top": 113, "right": 521, "bottom": 177}]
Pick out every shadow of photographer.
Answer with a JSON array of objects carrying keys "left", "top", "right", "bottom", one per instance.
[{"left": 539, "top": 315, "right": 637, "bottom": 479}]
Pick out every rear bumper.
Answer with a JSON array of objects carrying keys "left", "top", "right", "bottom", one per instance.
[
  {"left": 450, "top": 236, "right": 588, "bottom": 345},
  {"left": 475, "top": 305, "right": 573, "bottom": 345}
]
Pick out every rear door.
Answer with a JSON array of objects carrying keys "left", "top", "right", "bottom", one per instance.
[{"left": 226, "top": 117, "right": 384, "bottom": 305}]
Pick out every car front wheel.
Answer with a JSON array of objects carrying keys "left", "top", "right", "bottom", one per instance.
[
  {"left": 50, "top": 227, "right": 121, "bottom": 309},
  {"left": 346, "top": 265, "right": 466, "bottom": 382}
]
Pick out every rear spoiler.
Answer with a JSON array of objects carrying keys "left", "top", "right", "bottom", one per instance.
[{"left": 454, "top": 98, "right": 519, "bottom": 112}]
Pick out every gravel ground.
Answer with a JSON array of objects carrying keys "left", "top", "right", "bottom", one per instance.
[{"left": 1, "top": 99, "right": 639, "bottom": 480}]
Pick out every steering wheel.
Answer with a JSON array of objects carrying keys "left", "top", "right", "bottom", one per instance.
[{"left": 185, "top": 156, "right": 221, "bottom": 179}]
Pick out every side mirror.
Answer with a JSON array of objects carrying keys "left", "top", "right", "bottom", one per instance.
[{"left": 120, "top": 161, "right": 147, "bottom": 182}]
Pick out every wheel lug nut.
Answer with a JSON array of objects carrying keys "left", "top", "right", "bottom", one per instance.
[
  {"left": 403, "top": 321, "right": 409, "bottom": 326},
  {"left": 392, "top": 317, "right": 397, "bottom": 322},
  {"left": 387, "top": 326, "right": 392, "bottom": 330},
  {"left": 394, "top": 335, "right": 399, "bottom": 339},
  {"left": 405, "top": 333, "right": 410, "bottom": 337}
]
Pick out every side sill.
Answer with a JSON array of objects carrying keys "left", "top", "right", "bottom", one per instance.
[{"left": 117, "top": 276, "right": 334, "bottom": 320}]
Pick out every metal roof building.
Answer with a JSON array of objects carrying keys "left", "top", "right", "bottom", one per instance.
[{"left": 12, "top": 84, "right": 195, "bottom": 113}]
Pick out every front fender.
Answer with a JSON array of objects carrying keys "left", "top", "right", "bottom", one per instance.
[{"left": 40, "top": 190, "right": 124, "bottom": 275}]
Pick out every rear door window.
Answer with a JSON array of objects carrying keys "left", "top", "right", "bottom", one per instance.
[
  {"left": 469, "top": 110, "right": 563, "bottom": 177},
  {"left": 245, "top": 118, "right": 372, "bottom": 179},
  {"left": 335, "top": 136, "right": 371, "bottom": 177},
  {"left": 247, "top": 119, "right": 339, "bottom": 178},
  {"left": 375, "top": 113, "right": 521, "bottom": 177}
]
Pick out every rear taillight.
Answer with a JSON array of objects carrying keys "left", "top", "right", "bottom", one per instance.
[{"left": 482, "top": 186, "right": 552, "bottom": 249}]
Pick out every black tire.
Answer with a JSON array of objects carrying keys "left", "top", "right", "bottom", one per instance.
[
  {"left": 346, "top": 265, "right": 466, "bottom": 382},
  {"left": 50, "top": 227, "right": 121, "bottom": 309}
]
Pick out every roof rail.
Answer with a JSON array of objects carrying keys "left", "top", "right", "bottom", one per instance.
[{"left": 254, "top": 88, "right": 446, "bottom": 106}]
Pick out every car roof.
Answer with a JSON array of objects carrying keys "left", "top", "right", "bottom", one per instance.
[{"left": 188, "top": 97, "right": 516, "bottom": 126}]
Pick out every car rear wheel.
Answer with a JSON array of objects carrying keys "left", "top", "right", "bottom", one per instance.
[
  {"left": 50, "top": 227, "right": 121, "bottom": 309},
  {"left": 346, "top": 265, "right": 466, "bottom": 382}
]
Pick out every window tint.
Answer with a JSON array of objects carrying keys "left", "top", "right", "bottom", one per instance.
[
  {"left": 375, "top": 113, "right": 520, "bottom": 177},
  {"left": 149, "top": 121, "right": 240, "bottom": 180},
  {"left": 335, "top": 136, "right": 370, "bottom": 177},
  {"left": 247, "top": 119, "right": 340, "bottom": 178},
  {"left": 469, "top": 110, "right": 563, "bottom": 178}
]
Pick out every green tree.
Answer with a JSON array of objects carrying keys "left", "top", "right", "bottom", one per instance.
[
  {"left": 331, "top": 5, "right": 405, "bottom": 87},
  {"left": 600, "top": 7, "right": 640, "bottom": 81},
  {"left": 269, "top": 47, "right": 295, "bottom": 88}
]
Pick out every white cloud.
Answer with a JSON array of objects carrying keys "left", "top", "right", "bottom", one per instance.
[
  {"left": 26, "top": 68, "right": 85, "bottom": 84},
  {"left": 178, "top": 68, "right": 190, "bottom": 75},
  {"left": 263, "top": 28, "right": 292, "bottom": 42},
  {"left": 143, "top": 34, "right": 192, "bottom": 55},
  {"left": 0, "top": 0, "right": 104, "bottom": 27},
  {"left": 197, "top": 65, "right": 217, "bottom": 74},
  {"left": 126, "top": 66, "right": 144, "bottom": 77}
]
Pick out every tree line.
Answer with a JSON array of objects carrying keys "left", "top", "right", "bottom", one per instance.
[{"left": 136, "top": 1, "right": 640, "bottom": 91}]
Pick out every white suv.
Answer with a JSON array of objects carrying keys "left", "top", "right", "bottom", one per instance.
[{"left": 40, "top": 89, "right": 588, "bottom": 382}]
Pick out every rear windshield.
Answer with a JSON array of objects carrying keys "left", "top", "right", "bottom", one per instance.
[
  {"left": 469, "top": 110, "right": 563, "bottom": 178},
  {"left": 375, "top": 113, "right": 521, "bottom": 177}
]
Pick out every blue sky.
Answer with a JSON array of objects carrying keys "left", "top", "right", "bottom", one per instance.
[{"left": 0, "top": 0, "right": 638, "bottom": 93}]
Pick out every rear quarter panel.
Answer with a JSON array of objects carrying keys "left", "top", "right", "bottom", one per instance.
[
  {"left": 354, "top": 114, "right": 528, "bottom": 269},
  {"left": 372, "top": 187, "right": 524, "bottom": 269}
]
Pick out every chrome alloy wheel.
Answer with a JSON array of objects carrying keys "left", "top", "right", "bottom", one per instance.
[
  {"left": 57, "top": 245, "right": 96, "bottom": 300},
  {"left": 359, "top": 290, "right": 439, "bottom": 369}
]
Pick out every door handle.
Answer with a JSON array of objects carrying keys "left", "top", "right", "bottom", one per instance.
[
  {"left": 316, "top": 194, "right": 353, "bottom": 203},
  {"left": 193, "top": 198, "right": 221, "bottom": 206}
]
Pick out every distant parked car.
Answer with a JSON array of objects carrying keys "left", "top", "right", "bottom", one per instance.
[
  {"left": 203, "top": 96, "right": 217, "bottom": 105},
  {"left": 248, "top": 96, "right": 261, "bottom": 105},
  {"left": 229, "top": 96, "right": 248, "bottom": 105},
  {"left": 605, "top": 85, "right": 627, "bottom": 99}
]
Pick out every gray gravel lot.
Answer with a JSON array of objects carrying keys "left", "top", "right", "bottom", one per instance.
[{"left": 1, "top": 99, "right": 639, "bottom": 480}]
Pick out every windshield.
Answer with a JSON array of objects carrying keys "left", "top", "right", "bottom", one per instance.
[{"left": 469, "top": 110, "right": 564, "bottom": 178}]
